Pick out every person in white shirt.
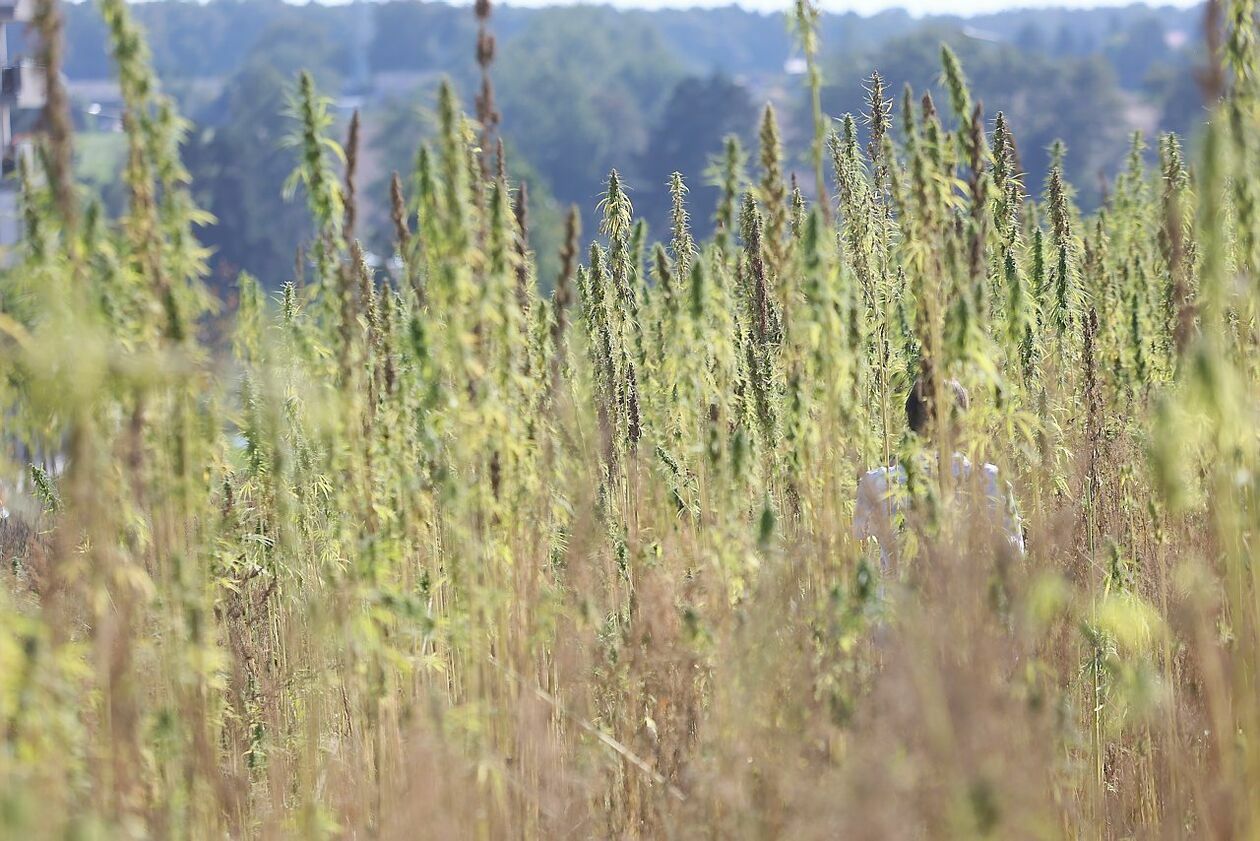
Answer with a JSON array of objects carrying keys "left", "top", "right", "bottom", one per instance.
[{"left": 853, "top": 378, "right": 1025, "bottom": 572}]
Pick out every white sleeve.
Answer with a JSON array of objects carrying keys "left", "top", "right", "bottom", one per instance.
[
  {"left": 982, "top": 464, "right": 1025, "bottom": 555},
  {"left": 1005, "top": 479, "right": 1026, "bottom": 555},
  {"left": 853, "top": 470, "right": 890, "bottom": 542}
]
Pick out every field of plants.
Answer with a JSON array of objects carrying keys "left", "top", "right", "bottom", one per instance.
[{"left": 3, "top": 0, "right": 1260, "bottom": 837}]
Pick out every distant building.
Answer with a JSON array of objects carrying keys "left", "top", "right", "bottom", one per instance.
[{"left": 0, "top": 0, "right": 43, "bottom": 252}]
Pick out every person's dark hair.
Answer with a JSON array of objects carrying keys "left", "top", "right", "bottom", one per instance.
[{"left": 906, "top": 377, "right": 969, "bottom": 435}]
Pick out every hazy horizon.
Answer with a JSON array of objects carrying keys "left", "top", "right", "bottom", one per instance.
[
  {"left": 481, "top": 0, "right": 1202, "bottom": 16},
  {"left": 252, "top": 0, "right": 1208, "bottom": 16}
]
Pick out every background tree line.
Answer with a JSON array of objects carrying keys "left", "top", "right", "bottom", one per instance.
[{"left": 15, "top": 0, "right": 1209, "bottom": 293}]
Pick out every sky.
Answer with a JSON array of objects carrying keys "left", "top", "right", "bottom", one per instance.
[
  {"left": 823, "top": 0, "right": 1197, "bottom": 10},
  {"left": 826, "top": 0, "right": 1199, "bottom": 12},
  {"left": 502, "top": 0, "right": 1202, "bottom": 14}
]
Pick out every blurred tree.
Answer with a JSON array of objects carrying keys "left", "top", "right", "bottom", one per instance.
[
  {"left": 185, "top": 22, "right": 343, "bottom": 291},
  {"left": 369, "top": 91, "right": 567, "bottom": 288},
  {"left": 1015, "top": 22, "right": 1045, "bottom": 54},
  {"left": 368, "top": 1, "right": 477, "bottom": 77},
  {"left": 1104, "top": 15, "right": 1170, "bottom": 90},
  {"left": 1147, "top": 57, "right": 1208, "bottom": 142},
  {"left": 636, "top": 74, "right": 757, "bottom": 238},
  {"left": 819, "top": 27, "right": 1130, "bottom": 209},
  {"left": 494, "top": 7, "right": 684, "bottom": 220}
]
